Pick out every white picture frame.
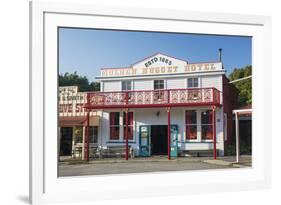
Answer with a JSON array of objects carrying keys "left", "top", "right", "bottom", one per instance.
[{"left": 30, "top": 1, "right": 272, "bottom": 204}]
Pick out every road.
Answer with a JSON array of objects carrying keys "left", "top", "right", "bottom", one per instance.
[{"left": 59, "top": 157, "right": 241, "bottom": 177}]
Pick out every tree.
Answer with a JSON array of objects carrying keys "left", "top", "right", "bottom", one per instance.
[
  {"left": 59, "top": 71, "right": 100, "bottom": 92},
  {"left": 90, "top": 81, "right": 100, "bottom": 91},
  {"left": 228, "top": 65, "right": 252, "bottom": 106}
]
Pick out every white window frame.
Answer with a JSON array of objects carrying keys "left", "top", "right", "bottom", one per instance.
[
  {"left": 200, "top": 110, "right": 214, "bottom": 142},
  {"left": 184, "top": 109, "right": 201, "bottom": 142},
  {"left": 153, "top": 79, "right": 166, "bottom": 90},
  {"left": 187, "top": 77, "right": 200, "bottom": 88},
  {"left": 121, "top": 80, "right": 132, "bottom": 91}
]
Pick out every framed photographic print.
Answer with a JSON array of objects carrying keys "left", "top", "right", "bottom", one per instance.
[{"left": 30, "top": 1, "right": 271, "bottom": 204}]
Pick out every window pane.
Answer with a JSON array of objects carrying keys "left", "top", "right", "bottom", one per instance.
[
  {"left": 193, "top": 78, "right": 198, "bottom": 87},
  {"left": 122, "top": 80, "right": 131, "bottom": 91},
  {"left": 110, "top": 112, "right": 119, "bottom": 125},
  {"left": 186, "top": 110, "right": 197, "bottom": 124},
  {"left": 186, "top": 125, "right": 197, "bottom": 140},
  {"left": 89, "top": 126, "right": 98, "bottom": 143},
  {"left": 110, "top": 112, "right": 120, "bottom": 140},
  {"left": 187, "top": 78, "right": 199, "bottom": 88},
  {"left": 110, "top": 127, "right": 119, "bottom": 140},
  {"left": 202, "top": 125, "right": 213, "bottom": 140},
  {"left": 188, "top": 79, "right": 193, "bottom": 87},
  {"left": 201, "top": 110, "right": 212, "bottom": 124},
  {"left": 154, "top": 80, "right": 164, "bottom": 89},
  {"left": 122, "top": 81, "right": 126, "bottom": 90}
]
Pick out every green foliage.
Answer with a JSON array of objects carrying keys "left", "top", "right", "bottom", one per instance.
[
  {"left": 228, "top": 65, "right": 252, "bottom": 106},
  {"left": 90, "top": 81, "right": 101, "bottom": 92},
  {"left": 59, "top": 71, "right": 100, "bottom": 92}
]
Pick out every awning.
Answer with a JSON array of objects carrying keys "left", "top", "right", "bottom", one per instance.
[{"left": 59, "top": 116, "right": 99, "bottom": 127}]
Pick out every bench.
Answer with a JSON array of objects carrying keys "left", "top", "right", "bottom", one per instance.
[
  {"left": 100, "top": 145, "right": 134, "bottom": 158},
  {"left": 179, "top": 149, "right": 219, "bottom": 157}
]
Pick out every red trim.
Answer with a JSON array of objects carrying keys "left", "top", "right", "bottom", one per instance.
[
  {"left": 85, "top": 102, "right": 221, "bottom": 110},
  {"left": 125, "top": 111, "right": 129, "bottom": 160},
  {"left": 212, "top": 107, "right": 217, "bottom": 160},
  {"left": 86, "top": 111, "right": 90, "bottom": 161},
  {"left": 167, "top": 108, "right": 171, "bottom": 160}
]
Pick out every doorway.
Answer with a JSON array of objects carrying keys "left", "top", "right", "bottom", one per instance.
[
  {"left": 151, "top": 125, "right": 168, "bottom": 155},
  {"left": 60, "top": 127, "right": 73, "bottom": 156}
]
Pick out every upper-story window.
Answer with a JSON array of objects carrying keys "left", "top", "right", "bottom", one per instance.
[
  {"left": 187, "top": 78, "right": 199, "bottom": 88},
  {"left": 154, "top": 80, "right": 164, "bottom": 90},
  {"left": 153, "top": 80, "right": 165, "bottom": 102},
  {"left": 122, "top": 80, "right": 132, "bottom": 91}
]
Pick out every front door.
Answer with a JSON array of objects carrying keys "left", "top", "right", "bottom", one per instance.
[
  {"left": 151, "top": 125, "right": 168, "bottom": 155},
  {"left": 60, "top": 127, "right": 73, "bottom": 156},
  {"left": 139, "top": 125, "right": 150, "bottom": 157}
]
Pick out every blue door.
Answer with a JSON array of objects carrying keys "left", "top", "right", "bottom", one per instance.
[
  {"left": 139, "top": 125, "right": 150, "bottom": 157},
  {"left": 170, "top": 125, "right": 178, "bottom": 157}
]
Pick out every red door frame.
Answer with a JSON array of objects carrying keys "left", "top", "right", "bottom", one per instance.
[{"left": 212, "top": 106, "right": 217, "bottom": 160}]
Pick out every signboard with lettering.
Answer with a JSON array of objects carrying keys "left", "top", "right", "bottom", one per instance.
[
  {"left": 59, "top": 86, "right": 88, "bottom": 116},
  {"left": 100, "top": 53, "right": 223, "bottom": 78}
]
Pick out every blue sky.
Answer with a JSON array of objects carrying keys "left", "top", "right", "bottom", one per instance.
[{"left": 59, "top": 28, "right": 252, "bottom": 82}]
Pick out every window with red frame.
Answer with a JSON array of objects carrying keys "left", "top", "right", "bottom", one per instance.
[
  {"left": 185, "top": 110, "right": 197, "bottom": 140},
  {"left": 109, "top": 112, "right": 120, "bottom": 140},
  {"left": 123, "top": 112, "right": 134, "bottom": 140},
  {"left": 201, "top": 110, "right": 213, "bottom": 140}
]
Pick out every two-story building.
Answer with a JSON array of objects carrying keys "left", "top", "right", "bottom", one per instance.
[{"left": 59, "top": 52, "right": 238, "bottom": 160}]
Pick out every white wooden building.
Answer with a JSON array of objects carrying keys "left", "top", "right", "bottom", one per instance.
[{"left": 59, "top": 53, "right": 237, "bottom": 160}]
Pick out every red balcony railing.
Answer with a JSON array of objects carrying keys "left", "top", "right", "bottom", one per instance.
[{"left": 85, "top": 88, "right": 221, "bottom": 109}]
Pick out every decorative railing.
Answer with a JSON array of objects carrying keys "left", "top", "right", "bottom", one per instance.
[{"left": 85, "top": 88, "right": 221, "bottom": 108}]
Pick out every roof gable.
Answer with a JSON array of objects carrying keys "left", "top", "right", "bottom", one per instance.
[{"left": 131, "top": 53, "right": 188, "bottom": 69}]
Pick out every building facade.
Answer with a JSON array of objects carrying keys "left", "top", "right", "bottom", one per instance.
[{"left": 59, "top": 53, "right": 238, "bottom": 160}]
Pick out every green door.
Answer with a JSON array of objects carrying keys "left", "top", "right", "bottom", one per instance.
[
  {"left": 170, "top": 125, "right": 178, "bottom": 157},
  {"left": 139, "top": 125, "right": 150, "bottom": 157}
]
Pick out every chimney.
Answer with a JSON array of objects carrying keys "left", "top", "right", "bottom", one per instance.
[{"left": 218, "top": 48, "right": 222, "bottom": 62}]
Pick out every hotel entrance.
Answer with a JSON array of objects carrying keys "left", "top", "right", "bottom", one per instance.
[{"left": 151, "top": 125, "right": 168, "bottom": 155}]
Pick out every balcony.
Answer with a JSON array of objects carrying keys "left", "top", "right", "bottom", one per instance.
[{"left": 85, "top": 87, "right": 221, "bottom": 109}]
